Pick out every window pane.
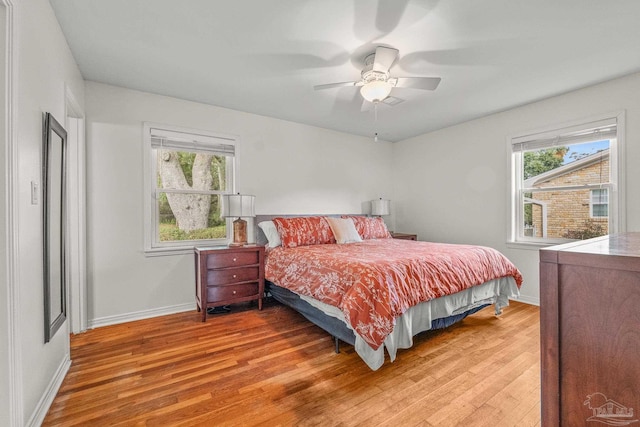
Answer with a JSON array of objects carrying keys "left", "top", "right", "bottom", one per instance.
[
  {"left": 524, "top": 189, "right": 608, "bottom": 240},
  {"left": 523, "top": 139, "right": 610, "bottom": 184},
  {"left": 156, "top": 150, "right": 228, "bottom": 192},
  {"left": 592, "top": 204, "right": 608, "bottom": 217},
  {"left": 591, "top": 189, "right": 608, "bottom": 218},
  {"left": 157, "top": 192, "right": 226, "bottom": 241},
  {"left": 591, "top": 189, "right": 608, "bottom": 203}
]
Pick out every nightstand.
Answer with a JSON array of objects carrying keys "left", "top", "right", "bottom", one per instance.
[
  {"left": 194, "top": 245, "right": 265, "bottom": 322},
  {"left": 391, "top": 232, "right": 417, "bottom": 241}
]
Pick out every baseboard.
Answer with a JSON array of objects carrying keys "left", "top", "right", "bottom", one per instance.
[
  {"left": 27, "top": 355, "right": 71, "bottom": 427},
  {"left": 510, "top": 294, "right": 540, "bottom": 306},
  {"left": 88, "top": 302, "right": 195, "bottom": 329}
]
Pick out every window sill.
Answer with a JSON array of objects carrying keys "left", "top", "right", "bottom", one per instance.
[
  {"left": 144, "top": 246, "right": 197, "bottom": 257},
  {"left": 144, "top": 237, "right": 231, "bottom": 257},
  {"left": 506, "top": 241, "right": 560, "bottom": 251}
]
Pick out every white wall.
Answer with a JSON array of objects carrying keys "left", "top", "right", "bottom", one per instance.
[
  {"left": 0, "top": 2, "right": 9, "bottom": 423},
  {"left": 393, "top": 72, "right": 640, "bottom": 305},
  {"left": 0, "top": 0, "right": 85, "bottom": 425},
  {"left": 84, "top": 81, "right": 393, "bottom": 323}
]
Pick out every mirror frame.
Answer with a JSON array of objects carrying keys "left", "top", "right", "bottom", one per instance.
[{"left": 43, "top": 112, "right": 67, "bottom": 343}]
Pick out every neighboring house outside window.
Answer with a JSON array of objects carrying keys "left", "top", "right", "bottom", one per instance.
[
  {"left": 509, "top": 112, "right": 625, "bottom": 246},
  {"left": 143, "top": 123, "right": 237, "bottom": 255}
]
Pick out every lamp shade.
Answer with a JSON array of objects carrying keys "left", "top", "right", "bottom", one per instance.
[
  {"left": 360, "top": 80, "right": 393, "bottom": 103},
  {"left": 222, "top": 194, "right": 255, "bottom": 218},
  {"left": 371, "top": 198, "right": 390, "bottom": 216}
]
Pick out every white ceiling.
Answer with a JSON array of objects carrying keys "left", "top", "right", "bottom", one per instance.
[{"left": 50, "top": 0, "right": 640, "bottom": 142}]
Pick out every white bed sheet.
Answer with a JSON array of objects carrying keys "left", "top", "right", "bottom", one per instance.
[{"left": 300, "top": 276, "right": 520, "bottom": 370}]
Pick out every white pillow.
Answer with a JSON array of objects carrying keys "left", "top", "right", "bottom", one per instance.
[
  {"left": 258, "top": 220, "right": 282, "bottom": 248},
  {"left": 325, "top": 217, "right": 362, "bottom": 244}
]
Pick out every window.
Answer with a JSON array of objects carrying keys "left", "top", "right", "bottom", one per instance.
[
  {"left": 509, "top": 112, "right": 625, "bottom": 246},
  {"left": 590, "top": 189, "right": 608, "bottom": 218},
  {"left": 143, "top": 123, "right": 237, "bottom": 255}
]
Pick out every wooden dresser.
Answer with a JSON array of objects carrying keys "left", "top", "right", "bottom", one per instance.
[
  {"left": 195, "top": 245, "right": 265, "bottom": 322},
  {"left": 539, "top": 233, "right": 640, "bottom": 427}
]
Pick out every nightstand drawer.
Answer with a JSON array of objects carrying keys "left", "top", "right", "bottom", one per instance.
[
  {"left": 206, "top": 251, "right": 259, "bottom": 269},
  {"left": 207, "top": 266, "right": 260, "bottom": 285},
  {"left": 207, "top": 283, "right": 259, "bottom": 301}
]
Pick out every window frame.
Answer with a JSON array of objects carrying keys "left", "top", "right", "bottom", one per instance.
[
  {"left": 507, "top": 111, "right": 626, "bottom": 248},
  {"left": 143, "top": 122, "right": 238, "bottom": 256}
]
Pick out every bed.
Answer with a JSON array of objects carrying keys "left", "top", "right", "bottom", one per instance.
[{"left": 257, "top": 215, "right": 523, "bottom": 370}]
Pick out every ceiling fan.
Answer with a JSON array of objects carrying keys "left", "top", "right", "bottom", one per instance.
[{"left": 313, "top": 46, "right": 441, "bottom": 104}]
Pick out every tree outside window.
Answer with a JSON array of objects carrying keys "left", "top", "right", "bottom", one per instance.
[
  {"left": 144, "top": 123, "right": 236, "bottom": 254},
  {"left": 157, "top": 151, "right": 228, "bottom": 241}
]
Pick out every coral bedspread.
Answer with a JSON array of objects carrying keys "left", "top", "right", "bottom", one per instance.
[{"left": 265, "top": 239, "right": 523, "bottom": 350}]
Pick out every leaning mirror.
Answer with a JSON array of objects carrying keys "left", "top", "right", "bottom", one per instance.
[{"left": 43, "top": 112, "right": 67, "bottom": 343}]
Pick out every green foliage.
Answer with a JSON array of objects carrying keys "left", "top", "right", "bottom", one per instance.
[
  {"left": 562, "top": 220, "right": 607, "bottom": 240},
  {"left": 177, "top": 152, "right": 196, "bottom": 186},
  {"left": 523, "top": 147, "right": 568, "bottom": 179},
  {"left": 159, "top": 223, "right": 226, "bottom": 241}
]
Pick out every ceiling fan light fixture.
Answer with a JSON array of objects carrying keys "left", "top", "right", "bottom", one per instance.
[{"left": 360, "top": 80, "right": 393, "bottom": 103}]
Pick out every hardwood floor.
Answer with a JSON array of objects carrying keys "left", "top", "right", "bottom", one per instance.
[{"left": 43, "top": 299, "right": 541, "bottom": 427}]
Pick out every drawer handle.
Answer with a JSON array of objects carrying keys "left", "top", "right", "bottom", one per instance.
[
  {"left": 232, "top": 290, "right": 237, "bottom": 295},
  {"left": 233, "top": 257, "right": 237, "bottom": 262},
  {"left": 233, "top": 274, "right": 237, "bottom": 279}
]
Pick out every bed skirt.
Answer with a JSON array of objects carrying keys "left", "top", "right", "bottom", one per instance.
[{"left": 266, "top": 276, "right": 519, "bottom": 370}]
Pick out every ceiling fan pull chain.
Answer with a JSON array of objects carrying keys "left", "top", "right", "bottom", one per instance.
[{"left": 374, "top": 103, "right": 379, "bottom": 142}]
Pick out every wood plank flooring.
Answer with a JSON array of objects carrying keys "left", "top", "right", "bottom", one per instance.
[{"left": 43, "top": 299, "right": 541, "bottom": 426}]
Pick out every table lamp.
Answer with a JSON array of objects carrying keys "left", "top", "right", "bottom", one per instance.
[{"left": 222, "top": 193, "right": 255, "bottom": 246}]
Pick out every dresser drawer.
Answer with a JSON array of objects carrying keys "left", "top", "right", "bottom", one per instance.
[
  {"left": 206, "top": 251, "right": 259, "bottom": 268},
  {"left": 207, "top": 266, "right": 260, "bottom": 285},
  {"left": 207, "top": 283, "right": 259, "bottom": 302}
]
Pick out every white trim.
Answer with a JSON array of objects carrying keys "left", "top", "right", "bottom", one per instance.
[
  {"left": 25, "top": 356, "right": 71, "bottom": 427},
  {"left": 612, "top": 111, "right": 626, "bottom": 233},
  {"left": 88, "top": 302, "right": 195, "bottom": 329},
  {"left": 64, "top": 86, "right": 87, "bottom": 334},
  {"left": 511, "top": 116, "right": 617, "bottom": 146},
  {"left": 3, "top": 1, "right": 23, "bottom": 425},
  {"left": 143, "top": 246, "right": 195, "bottom": 257}
]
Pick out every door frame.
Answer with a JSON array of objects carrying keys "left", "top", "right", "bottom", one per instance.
[{"left": 64, "top": 85, "right": 87, "bottom": 334}]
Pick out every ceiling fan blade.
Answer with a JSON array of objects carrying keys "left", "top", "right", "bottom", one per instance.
[
  {"left": 394, "top": 76, "right": 441, "bottom": 90},
  {"left": 372, "top": 46, "right": 398, "bottom": 73},
  {"left": 313, "top": 81, "right": 358, "bottom": 90}
]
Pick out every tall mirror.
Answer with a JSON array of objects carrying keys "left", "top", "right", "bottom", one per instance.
[{"left": 43, "top": 112, "right": 67, "bottom": 343}]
